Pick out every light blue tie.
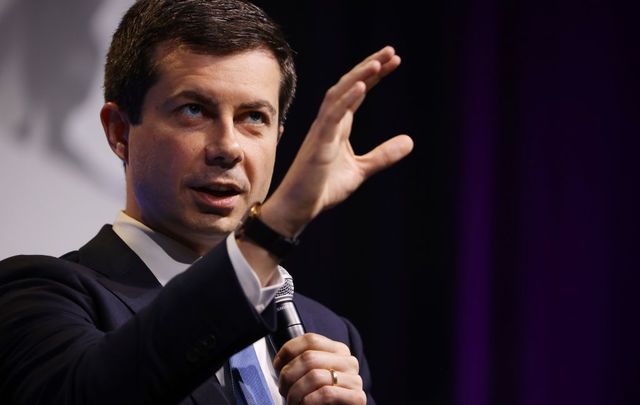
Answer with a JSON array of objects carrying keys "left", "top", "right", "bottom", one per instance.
[{"left": 229, "top": 344, "right": 275, "bottom": 405}]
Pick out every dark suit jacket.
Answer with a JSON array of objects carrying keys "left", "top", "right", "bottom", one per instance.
[{"left": 0, "top": 226, "right": 374, "bottom": 404}]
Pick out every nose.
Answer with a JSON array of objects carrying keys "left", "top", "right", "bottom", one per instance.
[{"left": 204, "top": 119, "right": 243, "bottom": 168}]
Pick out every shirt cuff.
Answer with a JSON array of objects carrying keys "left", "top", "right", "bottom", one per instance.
[{"left": 226, "top": 233, "right": 285, "bottom": 313}]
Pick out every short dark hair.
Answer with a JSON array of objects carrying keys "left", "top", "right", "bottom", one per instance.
[{"left": 104, "top": 0, "right": 296, "bottom": 125}]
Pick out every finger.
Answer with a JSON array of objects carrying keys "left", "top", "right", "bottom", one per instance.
[
  {"left": 347, "top": 53, "right": 400, "bottom": 113},
  {"left": 354, "top": 46, "right": 399, "bottom": 91},
  {"left": 326, "top": 46, "right": 395, "bottom": 102},
  {"left": 278, "top": 351, "right": 360, "bottom": 393},
  {"left": 273, "top": 333, "right": 351, "bottom": 371},
  {"left": 325, "top": 61, "right": 381, "bottom": 106},
  {"left": 314, "top": 81, "right": 366, "bottom": 141},
  {"left": 287, "top": 369, "right": 363, "bottom": 405},
  {"left": 359, "top": 45, "right": 396, "bottom": 68},
  {"left": 358, "top": 134, "right": 414, "bottom": 178},
  {"left": 347, "top": 85, "right": 370, "bottom": 113},
  {"left": 300, "top": 385, "right": 367, "bottom": 405},
  {"left": 363, "top": 54, "right": 401, "bottom": 90},
  {"left": 322, "top": 47, "right": 398, "bottom": 114},
  {"left": 340, "top": 55, "right": 401, "bottom": 116}
]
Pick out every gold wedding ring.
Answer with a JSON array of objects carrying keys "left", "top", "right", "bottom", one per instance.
[{"left": 329, "top": 368, "right": 338, "bottom": 386}]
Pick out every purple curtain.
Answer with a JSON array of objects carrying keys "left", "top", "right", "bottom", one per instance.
[
  {"left": 455, "top": 1, "right": 640, "bottom": 404},
  {"left": 256, "top": 1, "right": 639, "bottom": 403}
]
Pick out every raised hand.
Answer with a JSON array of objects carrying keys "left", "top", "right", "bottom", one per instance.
[{"left": 263, "top": 46, "right": 414, "bottom": 237}]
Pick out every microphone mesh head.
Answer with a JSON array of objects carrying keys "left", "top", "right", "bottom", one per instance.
[{"left": 274, "top": 270, "right": 294, "bottom": 303}]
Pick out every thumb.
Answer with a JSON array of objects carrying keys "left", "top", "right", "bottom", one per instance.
[{"left": 358, "top": 134, "right": 414, "bottom": 178}]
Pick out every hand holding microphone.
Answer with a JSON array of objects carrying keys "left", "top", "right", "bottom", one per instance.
[{"left": 269, "top": 269, "right": 305, "bottom": 351}]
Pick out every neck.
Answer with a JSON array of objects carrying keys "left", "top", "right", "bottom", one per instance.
[{"left": 120, "top": 209, "right": 227, "bottom": 258}]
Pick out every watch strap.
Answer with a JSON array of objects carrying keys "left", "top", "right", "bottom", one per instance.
[{"left": 236, "top": 202, "right": 299, "bottom": 259}]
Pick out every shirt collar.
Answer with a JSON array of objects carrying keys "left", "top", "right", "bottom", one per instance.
[{"left": 112, "top": 211, "right": 200, "bottom": 286}]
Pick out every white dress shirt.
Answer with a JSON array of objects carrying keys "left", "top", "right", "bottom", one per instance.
[{"left": 112, "top": 211, "right": 285, "bottom": 404}]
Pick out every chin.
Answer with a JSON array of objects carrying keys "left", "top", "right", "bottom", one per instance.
[{"left": 195, "top": 215, "right": 241, "bottom": 235}]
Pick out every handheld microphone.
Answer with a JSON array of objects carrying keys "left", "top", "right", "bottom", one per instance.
[{"left": 269, "top": 270, "right": 306, "bottom": 351}]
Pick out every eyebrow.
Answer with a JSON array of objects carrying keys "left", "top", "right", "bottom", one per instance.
[
  {"left": 239, "top": 101, "right": 277, "bottom": 118},
  {"left": 166, "top": 90, "right": 277, "bottom": 118}
]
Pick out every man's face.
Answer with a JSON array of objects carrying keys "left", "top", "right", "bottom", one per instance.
[{"left": 123, "top": 47, "right": 282, "bottom": 254}]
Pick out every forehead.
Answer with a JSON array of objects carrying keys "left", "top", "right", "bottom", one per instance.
[{"left": 149, "top": 44, "right": 282, "bottom": 106}]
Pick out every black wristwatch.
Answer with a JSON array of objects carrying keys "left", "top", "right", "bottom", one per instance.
[{"left": 236, "top": 202, "right": 300, "bottom": 260}]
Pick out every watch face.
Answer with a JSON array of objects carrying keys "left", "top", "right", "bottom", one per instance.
[{"left": 249, "top": 202, "right": 263, "bottom": 218}]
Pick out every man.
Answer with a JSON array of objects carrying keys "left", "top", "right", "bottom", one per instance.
[{"left": 0, "top": 0, "right": 413, "bottom": 404}]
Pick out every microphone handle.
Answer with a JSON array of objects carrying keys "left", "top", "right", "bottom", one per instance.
[{"left": 269, "top": 300, "right": 306, "bottom": 351}]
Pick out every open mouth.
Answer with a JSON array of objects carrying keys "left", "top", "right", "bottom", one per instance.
[
  {"left": 191, "top": 183, "right": 243, "bottom": 213},
  {"left": 193, "top": 185, "right": 240, "bottom": 197}
]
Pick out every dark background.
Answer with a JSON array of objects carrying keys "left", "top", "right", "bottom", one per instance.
[{"left": 254, "top": 1, "right": 640, "bottom": 404}]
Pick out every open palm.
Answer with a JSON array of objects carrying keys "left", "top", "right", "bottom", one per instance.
[{"left": 266, "top": 46, "right": 414, "bottom": 236}]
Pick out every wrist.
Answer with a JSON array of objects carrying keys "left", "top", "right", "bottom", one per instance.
[
  {"left": 259, "top": 197, "right": 309, "bottom": 238},
  {"left": 236, "top": 202, "right": 302, "bottom": 261}
]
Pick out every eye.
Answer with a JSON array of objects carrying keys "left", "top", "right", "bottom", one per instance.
[
  {"left": 180, "top": 103, "right": 203, "bottom": 118},
  {"left": 242, "top": 111, "right": 267, "bottom": 125}
]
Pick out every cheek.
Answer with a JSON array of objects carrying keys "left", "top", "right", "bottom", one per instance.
[
  {"left": 128, "top": 130, "right": 196, "bottom": 197},
  {"left": 245, "top": 139, "right": 277, "bottom": 197}
]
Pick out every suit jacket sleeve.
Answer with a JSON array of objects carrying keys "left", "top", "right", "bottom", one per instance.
[
  {"left": 0, "top": 242, "right": 276, "bottom": 404},
  {"left": 343, "top": 317, "right": 376, "bottom": 405},
  {"left": 295, "top": 293, "right": 376, "bottom": 405}
]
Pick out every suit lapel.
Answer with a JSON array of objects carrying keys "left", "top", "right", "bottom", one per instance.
[
  {"left": 76, "top": 225, "right": 162, "bottom": 314},
  {"left": 75, "top": 225, "right": 232, "bottom": 404}
]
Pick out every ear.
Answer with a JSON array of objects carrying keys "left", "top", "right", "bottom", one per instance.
[
  {"left": 100, "top": 102, "right": 131, "bottom": 164},
  {"left": 277, "top": 124, "right": 285, "bottom": 144}
]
